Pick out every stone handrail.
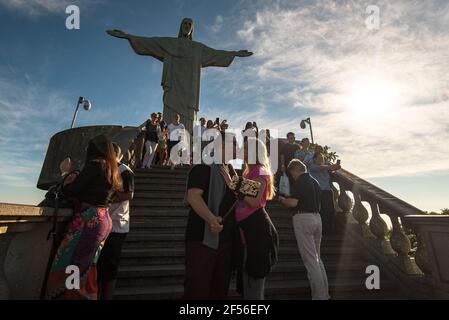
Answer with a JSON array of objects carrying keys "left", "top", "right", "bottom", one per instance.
[{"left": 330, "top": 169, "right": 449, "bottom": 298}]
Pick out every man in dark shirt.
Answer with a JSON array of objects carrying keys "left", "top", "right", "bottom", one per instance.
[
  {"left": 184, "top": 138, "right": 237, "bottom": 299},
  {"left": 280, "top": 132, "right": 300, "bottom": 173},
  {"left": 278, "top": 159, "right": 330, "bottom": 300}
]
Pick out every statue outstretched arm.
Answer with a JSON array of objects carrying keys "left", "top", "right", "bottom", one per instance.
[
  {"left": 106, "top": 29, "right": 130, "bottom": 39},
  {"left": 232, "top": 50, "right": 254, "bottom": 57},
  {"left": 201, "top": 44, "right": 253, "bottom": 68},
  {"left": 107, "top": 29, "right": 167, "bottom": 61}
]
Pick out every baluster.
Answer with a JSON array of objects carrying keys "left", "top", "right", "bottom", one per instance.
[
  {"left": 330, "top": 181, "right": 341, "bottom": 213},
  {"left": 352, "top": 191, "right": 375, "bottom": 238},
  {"left": 414, "top": 232, "right": 432, "bottom": 275},
  {"left": 126, "top": 142, "right": 136, "bottom": 169},
  {"left": 390, "top": 216, "right": 422, "bottom": 274},
  {"left": 369, "top": 202, "right": 396, "bottom": 255},
  {"left": 336, "top": 185, "right": 353, "bottom": 233}
]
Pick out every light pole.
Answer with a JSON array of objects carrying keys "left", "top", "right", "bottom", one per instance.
[
  {"left": 300, "top": 117, "right": 314, "bottom": 144},
  {"left": 70, "top": 96, "right": 92, "bottom": 129}
]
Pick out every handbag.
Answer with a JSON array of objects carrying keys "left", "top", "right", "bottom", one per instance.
[{"left": 279, "top": 173, "right": 291, "bottom": 197}]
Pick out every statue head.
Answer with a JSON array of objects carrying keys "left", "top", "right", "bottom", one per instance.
[{"left": 178, "top": 17, "right": 194, "bottom": 40}]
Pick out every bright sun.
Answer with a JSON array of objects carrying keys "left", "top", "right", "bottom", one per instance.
[{"left": 345, "top": 75, "right": 401, "bottom": 119}]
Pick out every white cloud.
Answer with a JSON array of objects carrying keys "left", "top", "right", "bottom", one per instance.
[
  {"left": 210, "top": 15, "right": 224, "bottom": 33},
  {"left": 0, "top": 0, "right": 101, "bottom": 16},
  {"left": 0, "top": 75, "right": 75, "bottom": 190},
  {"left": 209, "top": 0, "right": 449, "bottom": 179}
]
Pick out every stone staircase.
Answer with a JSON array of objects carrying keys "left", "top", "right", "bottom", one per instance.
[{"left": 114, "top": 166, "right": 403, "bottom": 300}]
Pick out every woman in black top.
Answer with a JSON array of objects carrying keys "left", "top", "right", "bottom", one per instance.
[{"left": 45, "top": 135, "right": 122, "bottom": 300}]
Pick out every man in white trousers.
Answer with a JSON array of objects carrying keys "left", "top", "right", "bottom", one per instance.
[{"left": 278, "top": 159, "right": 330, "bottom": 300}]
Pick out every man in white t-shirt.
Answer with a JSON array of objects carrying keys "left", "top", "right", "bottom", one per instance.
[{"left": 97, "top": 143, "right": 134, "bottom": 300}]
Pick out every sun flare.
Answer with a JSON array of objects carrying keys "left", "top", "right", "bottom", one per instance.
[{"left": 345, "top": 75, "right": 402, "bottom": 119}]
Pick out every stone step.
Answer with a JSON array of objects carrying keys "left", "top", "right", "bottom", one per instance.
[
  {"left": 116, "top": 262, "right": 374, "bottom": 287},
  {"left": 117, "top": 260, "right": 370, "bottom": 278},
  {"left": 129, "top": 208, "right": 303, "bottom": 223},
  {"left": 114, "top": 277, "right": 398, "bottom": 300},
  {"left": 135, "top": 171, "right": 188, "bottom": 178},
  {"left": 119, "top": 253, "right": 365, "bottom": 267},
  {"left": 135, "top": 166, "right": 190, "bottom": 173},
  {"left": 122, "top": 227, "right": 305, "bottom": 236},
  {"left": 131, "top": 199, "right": 291, "bottom": 211},
  {"left": 130, "top": 208, "right": 189, "bottom": 217},
  {"left": 131, "top": 200, "right": 187, "bottom": 207},
  {"left": 128, "top": 217, "right": 295, "bottom": 228},
  {"left": 123, "top": 233, "right": 354, "bottom": 249},
  {"left": 129, "top": 209, "right": 294, "bottom": 219},
  {"left": 120, "top": 246, "right": 362, "bottom": 265},
  {"left": 129, "top": 208, "right": 302, "bottom": 223},
  {"left": 133, "top": 192, "right": 186, "bottom": 200},
  {"left": 118, "top": 261, "right": 369, "bottom": 278},
  {"left": 134, "top": 178, "right": 186, "bottom": 186},
  {"left": 123, "top": 232, "right": 348, "bottom": 242},
  {"left": 135, "top": 185, "right": 189, "bottom": 192},
  {"left": 128, "top": 216, "right": 299, "bottom": 229}
]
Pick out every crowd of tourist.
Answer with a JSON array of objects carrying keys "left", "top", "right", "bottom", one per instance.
[{"left": 43, "top": 114, "right": 342, "bottom": 301}]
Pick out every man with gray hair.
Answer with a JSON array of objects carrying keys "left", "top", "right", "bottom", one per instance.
[{"left": 278, "top": 159, "right": 330, "bottom": 300}]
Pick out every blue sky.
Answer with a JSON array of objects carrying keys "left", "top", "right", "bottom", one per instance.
[{"left": 0, "top": 0, "right": 448, "bottom": 212}]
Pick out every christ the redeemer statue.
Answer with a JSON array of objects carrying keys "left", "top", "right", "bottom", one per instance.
[{"left": 107, "top": 18, "right": 253, "bottom": 135}]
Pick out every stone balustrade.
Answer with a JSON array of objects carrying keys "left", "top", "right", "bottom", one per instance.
[{"left": 330, "top": 169, "right": 449, "bottom": 298}]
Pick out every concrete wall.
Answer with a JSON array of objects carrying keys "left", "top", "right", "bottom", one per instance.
[
  {"left": 0, "top": 203, "right": 72, "bottom": 300},
  {"left": 37, "top": 125, "right": 139, "bottom": 190},
  {"left": 5, "top": 222, "right": 54, "bottom": 299}
]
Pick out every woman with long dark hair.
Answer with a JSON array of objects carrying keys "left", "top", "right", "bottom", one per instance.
[{"left": 45, "top": 134, "right": 122, "bottom": 300}]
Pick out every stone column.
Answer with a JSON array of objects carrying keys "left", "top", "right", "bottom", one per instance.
[
  {"left": 336, "top": 185, "right": 353, "bottom": 234},
  {"left": 369, "top": 202, "right": 396, "bottom": 255},
  {"left": 390, "top": 215, "right": 422, "bottom": 274},
  {"left": 352, "top": 192, "right": 375, "bottom": 238},
  {"left": 414, "top": 232, "right": 432, "bottom": 275}
]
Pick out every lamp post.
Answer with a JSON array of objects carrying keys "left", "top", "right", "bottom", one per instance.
[
  {"left": 300, "top": 117, "right": 314, "bottom": 144},
  {"left": 70, "top": 96, "right": 92, "bottom": 129}
]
